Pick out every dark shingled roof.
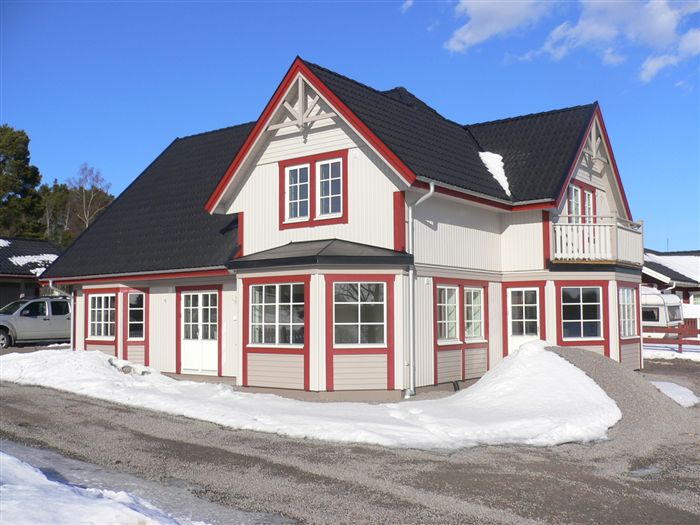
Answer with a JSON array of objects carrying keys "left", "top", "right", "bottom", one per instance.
[
  {"left": 44, "top": 123, "right": 254, "bottom": 278},
  {"left": 466, "top": 104, "right": 597, "bottom": 202},
  {"left": 228, "top": 239, "right": 413, "bottom": 270},
  {"left": 0, "top": 238, "right": 61, "bottom": 277}
]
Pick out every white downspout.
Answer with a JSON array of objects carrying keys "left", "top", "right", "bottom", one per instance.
[{"left": 405, "top": 182, "right": 435, "bottom": 398}]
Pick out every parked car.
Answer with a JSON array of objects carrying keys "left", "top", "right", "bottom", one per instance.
[{"left": 0, "top": 296, "right": 71, "bottom": 349}]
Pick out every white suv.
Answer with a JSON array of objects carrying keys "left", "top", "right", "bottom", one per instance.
[{"left": 0, "top": 297, "right": 71, "bottom": 349}]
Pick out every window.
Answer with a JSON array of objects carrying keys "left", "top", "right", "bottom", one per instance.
[
  {"left": 568, "top": 185, "right": 581, "bottom": 221},
  {"left": 619, "top": 288, "right": 637, "bottom": 338},
  {"left": 436, "top": 286, "right": 458, "bottom": 341},
  {"left": 183, "top": 292, "right": 218, "bottom": 341},
  {"left": 584, "top": 190, "right": 594, "bottom": 223},
  {"left": 690, "top": 292, "right": 700, "bottom": 305},
  {"left": 50, "top": 301, "right": 70, "bottom": 316},
  {"left": 464, "top": 288, "right": 484, "bottom": 340},
  {"left": 21, "top": 301, "right": 46, "bottom": 317},
  {"left": 334, "top": 282, "right": 385, "bottom": 345},
  {"left": 668, "top": 305, "right": 682, "bottom": 322},
  {"left": 510, "top": 289, "right": 539, "bottom": 336},
  {"left": 285, "top": 165, "right": 310, "bottom": 221},
  {"left": 562, "top": 287, "right": 602, "bottom": 339},
  {"left": 317, "top": 159, "right": 342, "bottom": 217},
  {"left": 128, "top": 293, "right": 145, "bottom": 339},
  {"left": 89, "top": 295, "right": 115, "bottom": 338},
  {"left": 250, "top": 283, "right": 304, "bottom": 345},
  {"left": 642, "top": 307, "right": 659, "bottom": 322}
]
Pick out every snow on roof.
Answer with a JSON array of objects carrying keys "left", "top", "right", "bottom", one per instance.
[
  {"left": 478, "top": 151, "right": 511, "bottom": 197},
  {"left": 644, "top": 252, "right": 700, "bottom": 283},
  {"left": 0, "top": 239, "right": 11, "bottom": 248},
  {"left": 9, "top": 254, "right": 58, "bottom": 267}
]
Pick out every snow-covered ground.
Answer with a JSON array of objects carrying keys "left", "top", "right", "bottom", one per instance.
[
  {"left": 643, "top": 343, "right": 700, "bottom": 362},
  {"left": 0, "top": 341, "right": 621, "bottom": 449},
  {"left": 0, "top": 451, "right": 207, "bottom": 525},
  {"left": 651, "top": 381, "right": 699, "bottom": 408}
]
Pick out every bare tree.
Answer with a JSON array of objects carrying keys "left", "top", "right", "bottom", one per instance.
[{"left": 68, "top": 164, "right": 113, "bottom": 229}]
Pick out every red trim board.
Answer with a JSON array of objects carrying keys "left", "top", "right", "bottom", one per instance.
[
  {"left": 324, "top": 274, "right": 396, "bottom": 391},
  {"left": 554, "top": 280, "right": 610, "bottom": 358},
  {"left": 241, "top": 274, "right": 312, "bottom": 390},
  {"left": 501, "top": 281, "right": 547, "bottom": 357},
  {"left": 175, "top": 285, "right": 223, "bottom": 377},
  {"left": 278, "top": 149, "right": 349, "bottom": 230},
  {"left": 432, "top": 278, "right": 490, "bottom": 384},
  {"left": 542, "top": 211, "right": 551, "bottom": 269}
]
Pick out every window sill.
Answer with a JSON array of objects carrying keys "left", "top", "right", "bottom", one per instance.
[
  {"left": 437, "top": 339, "right": 462, "bottom": 346},
  {"left": 86, "top": 338, "right": 115, "bottom": 343},
  {"left": 315, "top": 213, "right": 343, "bottom": 221},
  {"left": 562, "top": 337, "right": 605, "bottom": 342},
  {"left": 333, "top": 344, "right": 387, "bottom": 349},
  {"left": 620, "top": 336, "right": 640, "bottom": 340},
  {"left": 127, "top": 338, "right": 145, "bottom": 343},
  {"left": 464, "top": 338, "right": 488, "bottom": 344},
  {"left": 247, "top": 344, "right": 304, "bottom": 349}
]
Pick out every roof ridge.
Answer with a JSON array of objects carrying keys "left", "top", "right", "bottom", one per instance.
[
  {"left": 467, "top": 103, "right": 597, "bottom": 128},
  {"left": 176, "top": 121, "right": 256, "bottom": 141},
  {"left": 317, "top": 239, "right": 337, "bottom": 256}
]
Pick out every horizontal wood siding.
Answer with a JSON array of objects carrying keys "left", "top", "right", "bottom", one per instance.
[
  {"left": 437, "top": 350, "right": 461, "bottom": 383},
  {"left": 127, "top": 345, "right": 145, "bottom": 365},
  {"left": 620, "top": 343, "right": 641, "bottom": 371},
  {"left": 247, "top": 353, "right": 304, "bottom": 390},
  {"left": 333, "top": 354, "right": 387, "bottom": 390},
  {"left": 464, "top": 347, "right": 488, "bottom": 380},
  {"left": 570, "top": 345, "right": 605, "bottom": 356},
  {"left": 86, "top": 344, "right": 115, "bottom": 355}
]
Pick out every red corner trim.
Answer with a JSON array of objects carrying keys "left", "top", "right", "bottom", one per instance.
[
  {"left": 235, "top": 212, "right": 244, "bottom": 258},
  {"left": 241, "top": 275, "right": 312, "bottom": 390},
  {"left": 554, "top": 280, "right": 610, "bottom": 358},
  {"left": 501, "top": 281, "right": 547, "bottom": 357},
  {"left": 175, "top": 285, "right": 223, "bottom": 377},
  {"left": 205, "top": 58, "right": 416, "bottom": 213},
  {"left": 542, "top": 211, "right": 551, "bottom": 269},
  {"left": 393, "top": 191, "right": 406, "bottom": 252},
  {"left": 278, "top": 149, "right": 349, "bottom": 230},
  {"left": 324, "top": 274, "right": 396, "bottom": 391}
]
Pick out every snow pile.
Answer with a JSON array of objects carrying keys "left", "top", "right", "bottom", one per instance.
[
  {"left": 479, "top": 151, "right": 511, "bottom": 197},
  {"left": 0, "top": 239, "right": 10, "bottom": 248},
  {"left": 9, "top": 253, "right": 58, "bottom": 267},
  {"left": 0, "top": 341, "right": 621, "bottom": 449},
  {"left": 644, "top": 343, "right": 700, "bottom": 362},
  {"left": 644, "top": 251, "right": 699, "bottom": 283},
  {"left": 651, "top": 382, "right": 699, "bottom": 407},
  {"left": 0, "top": 452, "right": 205, "bottom": 525}
]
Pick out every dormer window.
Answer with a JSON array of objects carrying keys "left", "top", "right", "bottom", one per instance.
[{"left": 279, "top": 149, "right": 349, "bottom": 230}]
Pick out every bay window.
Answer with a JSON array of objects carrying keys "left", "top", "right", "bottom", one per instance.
[
  {"left": 464, "top": 288, "right": 484, "bottom": 340},
  {"left": 618, "top": 287, "right": 638, "bottom": 338},
  {"left": 89, "top": 294, "right": 115, "bottom": 338},
  {"left": 334, "top": 282, "right": 385, "bottom": 345},
  {"left": 250, "top": 283, "right": 304, "bottom": 345},
  {"left": 562, "top": 286, "right": 602, "bottom": 339},
  {"left": 436, "top": 286, "right": 458, "bottom": 342}
]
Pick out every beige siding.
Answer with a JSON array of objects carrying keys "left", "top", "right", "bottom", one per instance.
[
  {"left": 86, "top": 344, "right": 115, "bottom": 355},
  {"left": 413, "top": 195, "right": 502, "bottom": 271},
  {"left": 127, "top": 345, "right": 145, "bottom": 365},
  {"left": 437, "top": 350, "right": 461, "bottom": 383},
  {"left": 74, "top": 290, "right": 85, "bottom": 350},
  {"left": 247, "top": 353, "right": 304, "bottom": 390},
  {"left": 620, "top": 343, "right": 640, "bottom": 370},
  {"left": 414, "top": 275, "right": 435, "bottom": 387},
  {"left": 464, "top": 347, "right": 488, "bottom": 379},
  {"left": 333, "top": 354, "right": 387, "bottom": 390},
  {"left": 148, "top": 285, "right": 177, "bottom": 373},
  {"left": 220, "top": 282, "right": 238, "bottom": 378},
  {"left": 488, "top": 282, "right": 503, "bottom": 368},
  {"left": 571, "top": 345, "right": 606, "bottom": 356},
  {"left": 500, "top": 211, "right": 543, "bottom": 272},
  {"left": 259, "top": 119, "right": 356, "bottom": 165}
]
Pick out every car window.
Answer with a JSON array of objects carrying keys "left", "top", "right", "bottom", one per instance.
[
  {"left": 0, "top": 300, "right": 28, "bottom": 315},
  {"left": 51, "top": 301, "right": 70, "bottom": 316},
  {"left": 21, "top": 301, "right": 46, "bottom": 317}
]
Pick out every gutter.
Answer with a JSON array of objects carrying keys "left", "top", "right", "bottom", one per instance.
[
  {"left": 414, "top": 176, "right": 555, "bottom": 208},
  {"left": 405, "top": 182, "right": 435, "bottom": 398}
]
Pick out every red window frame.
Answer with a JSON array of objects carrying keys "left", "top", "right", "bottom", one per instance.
[
  {"left": 568, "top": 180, "right": 597, "bottom": 221},
  {"left": 121, "top": 287, "right": 150, "bottom": 365},
  {"left": 555, "top": 280, "right": 610, "bottom": 358},
  {"left": 278, "top": 149, "right": 349, "bottom": 230}
]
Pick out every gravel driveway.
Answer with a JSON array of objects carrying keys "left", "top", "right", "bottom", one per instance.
[{"left": 1, "top": 349, "right": 698, "bottom": 524}]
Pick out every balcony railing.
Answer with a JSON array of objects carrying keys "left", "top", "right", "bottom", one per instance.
[{"left": 552, "top": 215, "right": 643, "bottom": 266}]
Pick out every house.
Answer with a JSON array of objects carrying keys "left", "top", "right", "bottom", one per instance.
[
  {"left": 42, "top": 58, "right": 644, "bottom": 398},
  {"left": 643, "top": 249, "right": 700, "bottom": 304},
  {"left": 0, "top": 238, "right": 61, "bottom": 307}
]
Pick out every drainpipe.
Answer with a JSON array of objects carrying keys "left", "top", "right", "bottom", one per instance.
[{"left": 405, "top": 182, "right": 435, "bottom": 399}]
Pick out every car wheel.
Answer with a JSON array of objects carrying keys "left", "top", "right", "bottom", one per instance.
[{"left": 0, "top": 329, "right": 11, "bottom": 349}]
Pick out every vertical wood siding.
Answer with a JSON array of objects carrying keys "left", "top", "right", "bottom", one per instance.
[
  {"left": 414, "top": 276, "right": 435, "bottom": 388},
  {"left": 148, "top": 285, "right": 177, "bottom": 373},
  {"left": 500, "top": 211, "right": 543, "bottom": 271},
  {"left": 75, "top": 291, "right": 85, "bottom": 350},
  {"left": 488, "top": 282, "right": 503, "bottom": 368},
  {"left": 221, "top": 282, "right": 238, "bottom": 378},
  {"left": 333, "top": 354, "right": 388, "bottom": 390}
]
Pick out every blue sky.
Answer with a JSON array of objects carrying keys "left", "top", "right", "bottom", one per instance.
[{"left": 2, "top": 1, "right": 698, "bottom": 250}]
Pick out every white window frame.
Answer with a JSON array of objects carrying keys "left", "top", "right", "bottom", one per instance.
[
  {"left": 284, "top": 163, "right": 310, "bottom": 223},
  {"left": 690, "top": 292, "right": 700, "bottom": 305},
  {"left": 464, "top": 287, "right": 485, "bottom": 341},
  {"left": 618, "top": 287, "right": 638, "bottom": 339},
  {"left": 583, "top": 190, "right": 594, "bottom": 223},
  {"left": 333, "top": 281, "right": 387, "bottom": 348},
  {"left": 127, "top": 292, "right": 145, "bottom": 341},
  {"left": 436, "top": 285, "right": 459, "bottom": 344},
  {"left": 568, "top": 185, "right": 581, "bottom": 222},
  {"left": 89, "top": 294, "right": 116, "bottom": 340},
  {"left": 249, "top": 283, "right": 305, "bottom": 347},
  {"left": 182, "top": 291, "right": 218, "bottom": 342},
  {"left": 315, "top": 157, "right": 343, "bottom": 219},
  {"left": 509, "top": 288, "right": 540, "bottom": 337},
  {"left": 561, "top": 286, "right": 603, "bottom": 340}
]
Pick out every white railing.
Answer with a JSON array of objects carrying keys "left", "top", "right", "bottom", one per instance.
[{"left": 552, "top": 215, "right": 643, "bottom": 265}]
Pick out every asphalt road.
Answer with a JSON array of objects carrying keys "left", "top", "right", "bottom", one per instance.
[{"left": 1, "top": 356, "right": 699, "bottom": 525}]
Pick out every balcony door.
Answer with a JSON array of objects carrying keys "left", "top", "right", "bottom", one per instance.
[{"left": 507, "top": 288, "right": 541, "bottom": 354}]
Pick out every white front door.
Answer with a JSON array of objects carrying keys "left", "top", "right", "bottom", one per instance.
[
  {"left": 181, "top": 291, "right": 218, "bottom": 375},
  {"left": 507, "top": 287, "right": 541, "bottom": 354}
]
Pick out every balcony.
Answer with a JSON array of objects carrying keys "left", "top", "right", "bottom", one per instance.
[{"left": 551, "top": 215, "right": 644, "bottom": 266}]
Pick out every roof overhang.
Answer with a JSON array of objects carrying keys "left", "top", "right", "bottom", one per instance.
[{"left": 41, "top": 267, "right": 232, "bottom": 286}]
